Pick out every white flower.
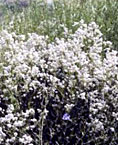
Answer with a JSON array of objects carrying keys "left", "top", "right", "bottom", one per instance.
[
  {"left": 14, "top": 120, "right": 24, "bottom": 127},
  {"left": 110, "top": 127, "right": 115, "bottom": 132},
  {"left": 31, "top": 66, "right": 39, "bottom": 77},
  {"left": 7, "top": 124, "right": 12, "bottom": 128},
  {"left": 7, "top": 104, "right": 14, "bottom": 113},
  {"left": 80, "top": 92, "right": 86, "bottom": 99},
  {"left": 19, "top": 134, "right": 32, "bottom": 144},
  {"left": 5, "top": 113, "right": 14, "bottom": 122},
  {"left": 14, "top": 132, "right": 18, "bottom": 137}
]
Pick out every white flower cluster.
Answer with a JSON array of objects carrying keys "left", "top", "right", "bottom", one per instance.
[
  {"left": 0, "top": 20, "right": 118, "bottom": 143},
  {"left": 0, "top": 104, "right": 35, "bottom": 144},
  {"left": 19, "top": 134, "right": 33, "bottom": 144}
]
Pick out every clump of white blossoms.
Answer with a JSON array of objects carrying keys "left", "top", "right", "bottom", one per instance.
[{"left": 0, "top": 20, "right": 118, "bottom": 144}]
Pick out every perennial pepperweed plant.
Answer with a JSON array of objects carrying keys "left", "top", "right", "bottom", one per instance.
[{"left": 0, "top": 20, "right": 118, "bottom": 144}]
